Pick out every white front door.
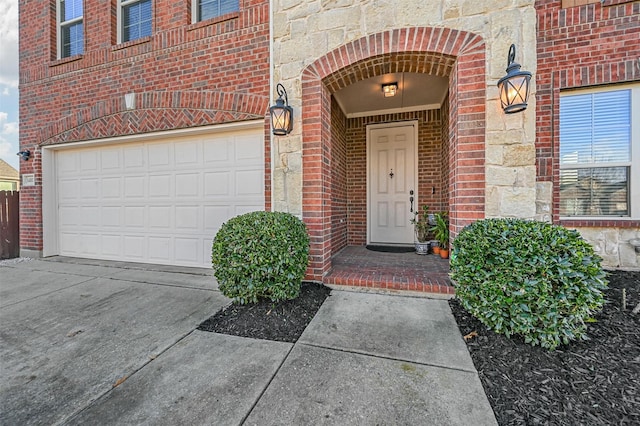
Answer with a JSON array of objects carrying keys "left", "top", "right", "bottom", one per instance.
[{"left": 368, "top": 123, "right": 417, "bottom": 245}]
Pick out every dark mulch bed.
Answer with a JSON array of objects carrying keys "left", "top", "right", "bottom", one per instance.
[
  {"left": 450, "top": 270, "right": 640, "bottom": 426},
  {"left": 197, "top": 282, "right": 331, "bottom": 343}
]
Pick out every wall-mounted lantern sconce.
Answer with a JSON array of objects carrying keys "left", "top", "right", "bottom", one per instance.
[
  {"left": 381, "top": 82, "right": 398, "bottom": 97},
  {"left": 497, "top": 44, "right": 532, "bottom": 114},
  {"left": 17, "top": 149, "right": 31, "bottom": 161},
  {"left": 270, "top": 83, "right": 293, "bottom": 136}
]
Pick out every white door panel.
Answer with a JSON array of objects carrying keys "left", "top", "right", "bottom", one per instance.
[
  {"left": 368, "top": 124, "right": 417, "bottom": 245},
  {"left": 55, "top": 128, "right": 264, "bottom": 267}
]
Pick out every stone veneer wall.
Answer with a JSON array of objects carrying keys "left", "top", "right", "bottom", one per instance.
[{"left": 272, "top": 0, "right": 538, "bottom": 220}]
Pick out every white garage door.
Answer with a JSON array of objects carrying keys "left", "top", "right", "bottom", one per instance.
[{"left": 55, "top": 128, "right": 264, "bottom": 267}]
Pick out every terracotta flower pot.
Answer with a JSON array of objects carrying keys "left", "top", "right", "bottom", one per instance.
[
  {"left": 433, "top": 246, "right": 441, "bottom": 255},
  {"left": 439, "top": 248, "right": 449, "bottom": 259}
]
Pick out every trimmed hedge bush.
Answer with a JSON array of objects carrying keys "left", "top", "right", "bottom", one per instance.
[
  {"left": 211, "top": 211, "right": 310, "bottom": 304},
  {"left": 450, "top": 218, "right": 607, "bottom": 350}
]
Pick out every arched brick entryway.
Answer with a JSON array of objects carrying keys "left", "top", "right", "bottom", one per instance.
[{"left": 301, "top": 27, "right": 487, "bottom": 281}]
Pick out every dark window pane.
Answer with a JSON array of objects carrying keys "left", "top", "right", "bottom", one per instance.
[
  {"left": 62, "top": 21, "right": 83, "bottom": 57},
  {"left": 61, "top": 0, "right": 82, "bottom": 22},
  {"left": 199, "top": 0, "right": 238, "bottom": 21},
  {"left": 123, "top": 0, "right": 152, "bottom": 42},
  {"left": 559, "top": 167, "right": 629, "bottom": 216},
  {"left": 560, "top": 90, "right": 631, "bottom": 165}
]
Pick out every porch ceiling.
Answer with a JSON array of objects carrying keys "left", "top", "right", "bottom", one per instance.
[{"left": 332, "top": 72, "right": 449, "bottom": 118}]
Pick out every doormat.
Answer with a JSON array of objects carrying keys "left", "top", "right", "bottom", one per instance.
[{"left": 366, "top": 245, "right": 415, "bottom": 253}]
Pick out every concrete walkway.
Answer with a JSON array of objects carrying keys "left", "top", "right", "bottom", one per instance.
[{"left": 0, "top": 257, "right": 497, "bottom": 425}]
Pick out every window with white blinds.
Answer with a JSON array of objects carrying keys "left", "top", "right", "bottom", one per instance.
[
  {"left": 57, "top": 0, "right": 83, "bottom": 58},
  {"left": 193, "top": 0, "right": 239, "bottom": 23},
  {"left": 118, "top": 0, "right": 152, "bottom": 43},
  {"left": 559, "top": 86, "right": 639, "bottom": 218}
]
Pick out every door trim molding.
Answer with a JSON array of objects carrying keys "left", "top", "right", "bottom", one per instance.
[{"left": 365, "top": 120, "right": 419, "bottom": 245}]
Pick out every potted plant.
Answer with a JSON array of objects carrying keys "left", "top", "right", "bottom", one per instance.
[
  {"left": 431, "top": 212, "right": 449, "bottom": 259},
  {"left": 410, "top": 205, "right": 433, "bottom": 255}
]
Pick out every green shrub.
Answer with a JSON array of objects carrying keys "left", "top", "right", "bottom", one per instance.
[
  {"left": 450, "top": 218, "right": 607, "bottom": 350},
  {"left": 211, "top": 211, "right": 310, "bottom": 304}
]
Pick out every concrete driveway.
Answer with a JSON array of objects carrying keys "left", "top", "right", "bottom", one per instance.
[{"left": 0, "top": 257, "right": 496, "bottom": 425}]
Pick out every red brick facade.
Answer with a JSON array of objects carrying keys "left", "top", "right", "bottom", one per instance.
[
  {"left": 535, "top": 0, "right": 640, "bottom": 228},
  {"left": 301, "top": 27, "right": 487, "bottom": 280},
  {"left": 18, "top": 0, "right": 271, "bottom": 252}
]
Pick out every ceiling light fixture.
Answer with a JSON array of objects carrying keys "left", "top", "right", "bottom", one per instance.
[{"left": 381, "top": 82, "right": 398, "bottom": 97}]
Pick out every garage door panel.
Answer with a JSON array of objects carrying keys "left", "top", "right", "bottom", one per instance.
[
  {"left": 235, "top": 135, "right": 263, "bottom": 161},
  {"left": 58, "top": 152, "right": 79, "bottom": 173},
  {"left": 100, "top": 149, "right": 121, "bottom": 171},
  {"left": 175, "top": 141, "right": 200, "bottom": 165},
  {"left": 101, "top": 177, "right": 121, "bottom": 198},
  {"left": 124, "top": 176, "right": 145, "bottom": 198},
  {"left": 175, "top": 173, "right": 199, "bottom": 197},
  {"left": 149, "top": 175, "right": 172, "bottom": 198},
  {"left": 124, "top": 146, "right": 144, "bottom": 168},
  {"left": 236, "top": 170, "right": 263, "bottom": 195},
  {"left": 80, "top": 151, "right": 98, "bottom": 171},
  {"left": 175, "top": 238, "right": 199, "bottom": 263},
  {"left": 60, "top": 233, "right": 79, "bottom": 254},
  {"left": 124, "top": 207, "right": 145, "bottom": 227},
  {"left": 101, "top": 206, "right": 121, "bottom": 227},
  {"left": 148, "top": 237, "right": 171, "bottom": 262},
  {"left": 59, "top": 179, "right": 79, "bottom": 200},
  {"left": 123, "top": 236, "right": 145, "bottom": 259},
  {"left": 101, "top": 235, "right": 121, "bottom": 256},
  {"left": 176, "top": 206, "right": 199, "bottom": 230},
  {"left": 148, "top": 143, "right": 172, "bottom": 168},
  {"left": 81, "top": 206, "right": 100, "bottom": 226},
  {"left": 149, "top": 206, "right": 172, "bottom": 229},
  {"left": 59, "top": 207, "right": 80, "bottom": 227},
  {"left": 235, "top": 205, "right": 262, "bottom": 216},
  {"left": 80, "top": 179, "right": 99, "bottom": 199},
  {"left": 204, "top": 205, "right": 231, "bottom": 232},
  {"left": 56, "top": 128, "right": 264, "bottom": 267},
  {"left": 204, "top": 172, "right": 230, "bottom": 196},
  {"left": 81, "top": 234, "right": 100, "bottom": 255}
]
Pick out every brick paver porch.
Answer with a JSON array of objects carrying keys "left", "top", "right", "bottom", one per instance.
[{"left": 323, "top": 246, "right": 454, "bottom": 295}]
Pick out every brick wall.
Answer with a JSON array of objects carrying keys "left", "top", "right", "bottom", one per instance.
[
  {"left": 330, "top": 96, "right": 348, "bottom": 253},
  {"left": 536, "top": 0, "right": 640, "bottom": 225},
  {"left": 345, "top": 110, "right": 444, "bottom": 247},
  {"left": 18, "top": 0, "right": 271, "bottom": 251},
  {"left": 440, "top": 93, "right": 451, "bottom": 216},
  {"left": 535, "top": 0, "right": 640, "bottom": 267}
]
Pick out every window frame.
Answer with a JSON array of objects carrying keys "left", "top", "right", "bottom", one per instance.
[
  {"left": 191, "top": 0, "right": 239, "bottom": 24},
  {"left": 56, "top": 0, "right": 84, "bottom": 59},
  {"left": 559, "top": 83, "right": 640, "bottom": 220},
  {"left": 117, "top": 0, "right": 153, "bottom": 44}
]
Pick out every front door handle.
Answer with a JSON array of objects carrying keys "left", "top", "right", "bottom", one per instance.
[{"left": 409, "top": 190, "right": 414, "bottom": 213}]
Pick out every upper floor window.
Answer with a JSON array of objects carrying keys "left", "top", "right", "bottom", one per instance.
[
  {"left": 193, "top": 0, "right": 239, "bottom": 23},
  {"left": 57, "top": 0, "right": 83, "bottom": 58},
  {"left": 118, "top": 0, "right": 152, "bottom": 43},
  {"left": 559, "top": 85, "right": 639, "bottom": 218}
]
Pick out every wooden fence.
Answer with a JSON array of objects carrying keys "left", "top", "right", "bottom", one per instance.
[{"left": 0, "top": 191, "right": 19, "bottom": 259}]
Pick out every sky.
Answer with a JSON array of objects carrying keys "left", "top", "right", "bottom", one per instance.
[{"left": 0, "top": 0, "right": 19, "bottom": 171}]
